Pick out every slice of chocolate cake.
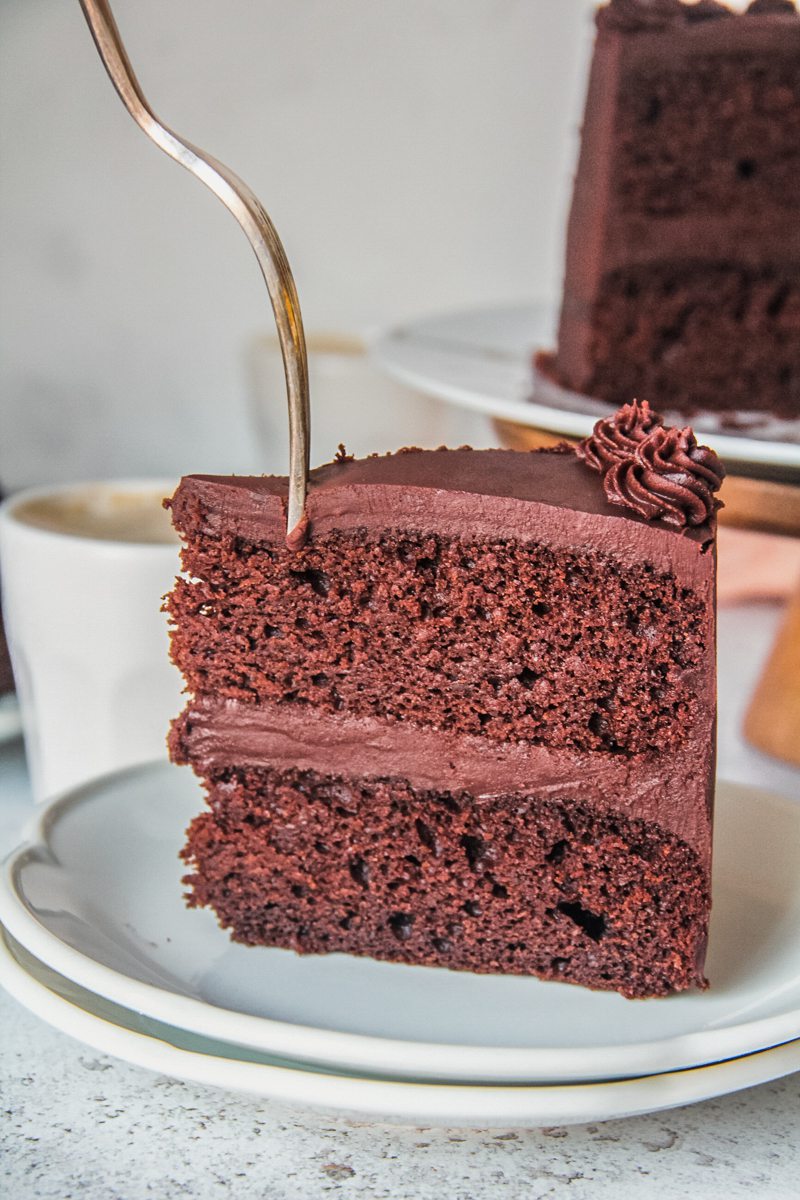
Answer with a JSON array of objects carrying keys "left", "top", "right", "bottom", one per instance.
[
  {"left": 551, "top": 0, "right": 800, "bottom": 423},
  {"left": 166, "top": 404, "right": 724, "bottom": 999}
]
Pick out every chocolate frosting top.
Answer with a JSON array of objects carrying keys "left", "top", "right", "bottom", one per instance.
[
  {"left": 746, "top": 0, "right": 797, "bottom": 14},
  {"left": 686, "top": 0, "right": 734, "bottom": 18},
  {"left": 169, "top": 444, "right": 717, "bottom": 585},
  {"left": 597, "top": 0, "right": 797, "bottom": 30},
  {"left": 598, "top": 0, "right": 684, "bottom": 31}
]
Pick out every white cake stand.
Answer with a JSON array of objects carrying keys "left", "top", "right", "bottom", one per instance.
[{"left": 372, "top": 301, "right": 800, "bottom": 485}]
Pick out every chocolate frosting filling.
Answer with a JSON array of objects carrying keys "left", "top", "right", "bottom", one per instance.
[{"left": 173, "top": 697, "right": 714, "bottom": 867}]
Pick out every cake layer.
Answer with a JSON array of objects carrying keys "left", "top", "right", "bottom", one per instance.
[
  {"left": 182, "top": 762, "right": 710, "bottom": 999},
  {"left": 170, "top": 698, "right": 714, "bottom": 866},
  {"left": 614, "top": 35, "right": 800, "bottom": 222},
  {"left": 586, "top": 262, "right": 800, "bottom": 417},
  {"left": 168, "top": 427, "right": 720, "bottom": 999},
  {"left": 167, "top": 452, "right": 715, "bottom": 759},
  {"left": 169, "top": 523, "right": 712, "bottom": 758},
  {"left": 610, "top": 13, "right": 800, "bottom": 234},
  {"left": 595, "top": 7, "right": 800, "bottom": 240}
]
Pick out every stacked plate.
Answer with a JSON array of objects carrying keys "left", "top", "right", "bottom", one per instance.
[{"left": 1, "top": 763, "right": 799, "bottom": 1127}]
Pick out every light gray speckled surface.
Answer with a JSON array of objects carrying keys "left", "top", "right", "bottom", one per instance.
[
  {"left": 2, "top": 602, "right": 799, "bottom": 1199},
  {"left": 2, "top": 1001, "right": 799, "bottom": 1200}
]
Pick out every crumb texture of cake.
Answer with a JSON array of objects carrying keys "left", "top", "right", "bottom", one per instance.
[
  {"left": 181, "top": 764, "right": 709, "bottom": 1000},
  {"left": 587, "top": 264, "right": 800, "bottom": 418},
  {"left": 615, "top": 46, "right": 800, "bottom": 217},
  {"left": 554, "top": 0, "right": 800, "bottom": 420},
  {"left": 166, "top": 428, "right": 720, "bottom": 999},
  {"left": 168, "top": 531, "right": 708, "bottom": 755}
]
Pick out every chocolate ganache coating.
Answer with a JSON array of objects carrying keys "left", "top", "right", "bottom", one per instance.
[
  {"left": 576, "top": 399, "right": 663, "bottom": 472},
  {"left": 604, "top": 426, "right": 725, "bottom": 528}
]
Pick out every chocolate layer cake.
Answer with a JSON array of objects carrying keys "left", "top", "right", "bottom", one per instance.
[
  {"left": 166, "top": 403, "right": 724, "bottom": 998},
  {"left": 551, "top": 0, "right": 800, "bottom": 422}
]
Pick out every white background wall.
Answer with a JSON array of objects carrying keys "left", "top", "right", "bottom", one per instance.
[{"left": 0, "top": 0, "right": 600, "bottom": 487}]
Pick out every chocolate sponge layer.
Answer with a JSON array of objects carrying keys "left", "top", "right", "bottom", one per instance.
[
  {"left": 168, "top": 527, "right": 710, "bottom": 757},
  {"left": 585, "top": 263, "right": 800, "bottom": 418},
  {"left": 615, "top": 47, "right": 800, "bottom": 219},
  {"left": 182, "top": 764, "right": 710, "bottom": 999}
]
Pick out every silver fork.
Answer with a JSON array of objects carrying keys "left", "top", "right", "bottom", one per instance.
[{"left": 78, "top": 0, "right": 310, "bottom": 546}]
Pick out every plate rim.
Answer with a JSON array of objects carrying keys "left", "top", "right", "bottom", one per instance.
[
  {"left": 371, "top": 302, "right": 800, "bottom": 470},
  {"left": 2, "top": 925, "right": 799, "bottom": 1126},
  {"left": 2, "top": 763, "right": 800, "bottom": 1084}
]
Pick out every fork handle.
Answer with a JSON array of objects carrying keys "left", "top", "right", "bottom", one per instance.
[{"left": 79, "top": 0, "right": 310, "bottom": 545}]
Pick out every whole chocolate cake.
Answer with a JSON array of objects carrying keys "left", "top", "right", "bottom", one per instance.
[
  {"left": 166, "top": 402, "right": 724, "bottom": 999},
  {"left": 551, "top": 0, "right": 800, "bottom": 423}
]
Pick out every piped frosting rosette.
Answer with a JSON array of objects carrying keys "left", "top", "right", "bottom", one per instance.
[
  {"left": 578, "top": 401, "right": 726, "bottom": 529},
  {"left": 575, "top": 398, "right": 663, "bottom": 471}
]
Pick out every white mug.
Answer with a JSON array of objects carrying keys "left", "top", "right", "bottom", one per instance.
[{"left": 0, "top": 480, "right": 183, "bottom": 802}]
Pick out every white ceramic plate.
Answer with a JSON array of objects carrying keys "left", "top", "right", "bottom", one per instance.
[
  {"left": 1, "top": 763, "right": 799, "bottom": 1084},
  {"left": 2, "top": 930, "right": 799, "bottom": 1128},
  {"left": 372, "top": 303, "right": 800, "bottom": 469}
]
